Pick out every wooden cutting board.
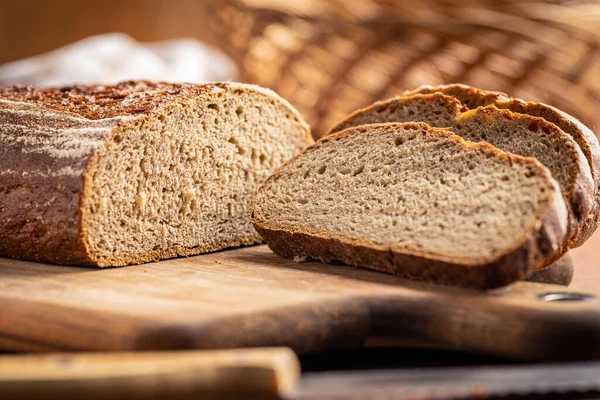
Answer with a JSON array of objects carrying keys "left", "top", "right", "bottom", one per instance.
[{"left": 1, "top": 245, "right": 600, "bottom": 361}]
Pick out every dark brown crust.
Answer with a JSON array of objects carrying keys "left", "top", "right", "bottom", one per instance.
[
  {"left": 0, "top": 102, "right": 113, "bottom": 266},
  {"left": 404, "top": 84, "right": 600, "bottom": 248},
  {"left": 252, "top": 123, "right": 568, "bottom": 289},
  {"left": 0, "top": 81, "right": 218, "bottom": 121},
  {"left": 0, "top": 173, "right": 90, "bottom": 265},
  {"left": 0, "top": 81, "right": 311, "bottom": 266},
  {"left": 326, "top": 92, "right": 593, "bottom": 253}
]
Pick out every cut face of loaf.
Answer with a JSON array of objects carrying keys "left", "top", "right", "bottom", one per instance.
[
  {"left": 405, "top": 83, "right": 600, "bottom": 246},
  {"left": 0, "top": 81, "right": 312, "bottom": 266},
  {"left": 328, "top": 93, "right": 593, "bottom": 253},
  {"left": 251, "top": 123, "right": 568, "bottom": 289}
]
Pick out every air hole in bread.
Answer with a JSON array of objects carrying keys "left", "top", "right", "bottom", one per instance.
[
  {"left": 528, "top": 121, "right": 539, "bottom": 132},
  {"left": 352, "top": 164, "right": 365, "bottom": 176}
]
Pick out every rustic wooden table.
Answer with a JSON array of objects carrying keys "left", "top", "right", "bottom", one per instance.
[{"left": 0, "top": 232, "right": 598, "bottom": 400}]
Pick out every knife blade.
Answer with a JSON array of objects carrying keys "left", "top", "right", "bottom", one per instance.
[{"left": 292, "top": 362, "right": 600, "bottom": 400}]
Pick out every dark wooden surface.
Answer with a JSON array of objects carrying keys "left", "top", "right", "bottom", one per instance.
[{"left": 1, "top": 244, "right": 600, "bottom": 361}]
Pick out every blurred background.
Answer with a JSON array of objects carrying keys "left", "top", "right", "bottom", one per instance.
[
  {"left": 2, "top": 0, "right": 599, "bottom": 137},
  {"left": 1, "top": 0, "right": 600, "bottom": 284}
]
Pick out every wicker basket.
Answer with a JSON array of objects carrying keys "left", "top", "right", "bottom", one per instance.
[{"left": 208, "top": 0, "right": 600, "bottom": 138}]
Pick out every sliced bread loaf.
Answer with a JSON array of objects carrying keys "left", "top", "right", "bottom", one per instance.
[
  {"left": 328, "top": 93, "right": 593, "bottom": 253},
  {"left": 0, "top": 81, "right": 312, "bottom": 266},
  {"left": 405, "top": 84, "right": 600, "bottom": 246},
  {"left": 251, "top": 123, "right": 568, "bottom": 289}
]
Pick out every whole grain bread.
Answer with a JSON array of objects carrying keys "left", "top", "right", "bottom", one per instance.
[
  {"left": 328, "top": 93, "right": 593, "bottom": 255},
  {"left": 251, "top": 122, "right": 568, "bottom": 289},
  {"left": 0, "top": 81, "right": 312, "bottom": 266},
  {"left": 404, "top": 84, "right": 600, "bottom": 246}
]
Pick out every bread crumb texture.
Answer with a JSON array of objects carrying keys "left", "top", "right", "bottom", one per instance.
[
  {"left": 0, "top": 81, "right": 311, "bottom": 266},
  {"left": 253, "top": 123, "right": 564, "bottom": 266}
]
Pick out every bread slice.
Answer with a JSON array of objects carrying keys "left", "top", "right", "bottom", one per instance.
[
  {"left": 0, "top": 81, "right": 312, "bottom": 266},
  {"left": 328, "top": 93, "right": 593, "bottom": 253},
  {"left": 526, "top": 254, "right": 573, "bottom": 286},
  {"left": 251, "top": 123, "right": 568, "bottom": 289},
  {"left": 405, "top": 84, "right": 600, "bottom": 246}
]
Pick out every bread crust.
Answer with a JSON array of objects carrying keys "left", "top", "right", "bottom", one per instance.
[
  {"left": 0, "top": 101, "right": 113, "bottom": 265},
  {"left": 252, "top": 123, "right": 568, "bottom": 289},
  {"left": 404, "top": 83, "right": 600, "bottom": 247},
  {"left": 0, "top": 81, "right": 311, "bottom": 266},
  {"left": 326, "top": 92, "right": 593, "bottom": 254}
]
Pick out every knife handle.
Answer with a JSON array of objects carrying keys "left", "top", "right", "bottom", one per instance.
[{"left": 0, "top": 347, "right": 299, "bottom": 400}]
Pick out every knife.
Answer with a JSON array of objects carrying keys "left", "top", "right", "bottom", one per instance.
[
  {"left": 2, "top": 348, "right": 600, "bottom": 400},
  {"left": 0, "top": 348, "right": 298, "bottom": 400},
  {"left": 292, "top": 362, "right": 600, "bottom": 400}
]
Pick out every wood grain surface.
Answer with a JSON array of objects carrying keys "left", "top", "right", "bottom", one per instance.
[
  {"left": 0, "top": 347, "right": 299, "bottom": 400},
  {"left": 1, "top": 244, "right": 599, "bottom": 361}
]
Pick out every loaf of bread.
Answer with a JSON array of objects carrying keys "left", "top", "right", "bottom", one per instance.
[
  {"left": 251, "top": 123, "right": 568, "bottom": 289},
  {"left": 328, "top": 93, "right": 594, "bottom": 256},
  {"left": 0, "top": 81, "right": 312, "bottom": 266},
  {"left": 405, "top": 84, "right": 600, "bottom": 247}
]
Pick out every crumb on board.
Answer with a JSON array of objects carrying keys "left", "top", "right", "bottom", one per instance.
[
  {"left": 214, "top": 259, "right": 222, "bottom": 264},
  {"left": 293, "top": 255, "right": 308, "bottom": 263},
  {"left": 143, "top": 268, "right": 148, "bottom": 273}
]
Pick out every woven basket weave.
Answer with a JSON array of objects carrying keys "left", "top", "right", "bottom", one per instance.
[{"left": 208, "top": 0, "right": 600, "bottom": 138}]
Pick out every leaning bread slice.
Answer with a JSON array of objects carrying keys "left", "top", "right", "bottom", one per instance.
[
  {"left": 526, "top": 254, "right": 573, "bottom": 286},
  {"left": 405, "top": 83, "right": 600, "bottom": 246},
  {"left": 0, "top": 81, "right": 312, "bottom": 266},
  {"left": 252, "top": 123, "right": 568, "bottom": 289},
  {"left": 328, "top": 93, "right": 593, "bottom": 253}
]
